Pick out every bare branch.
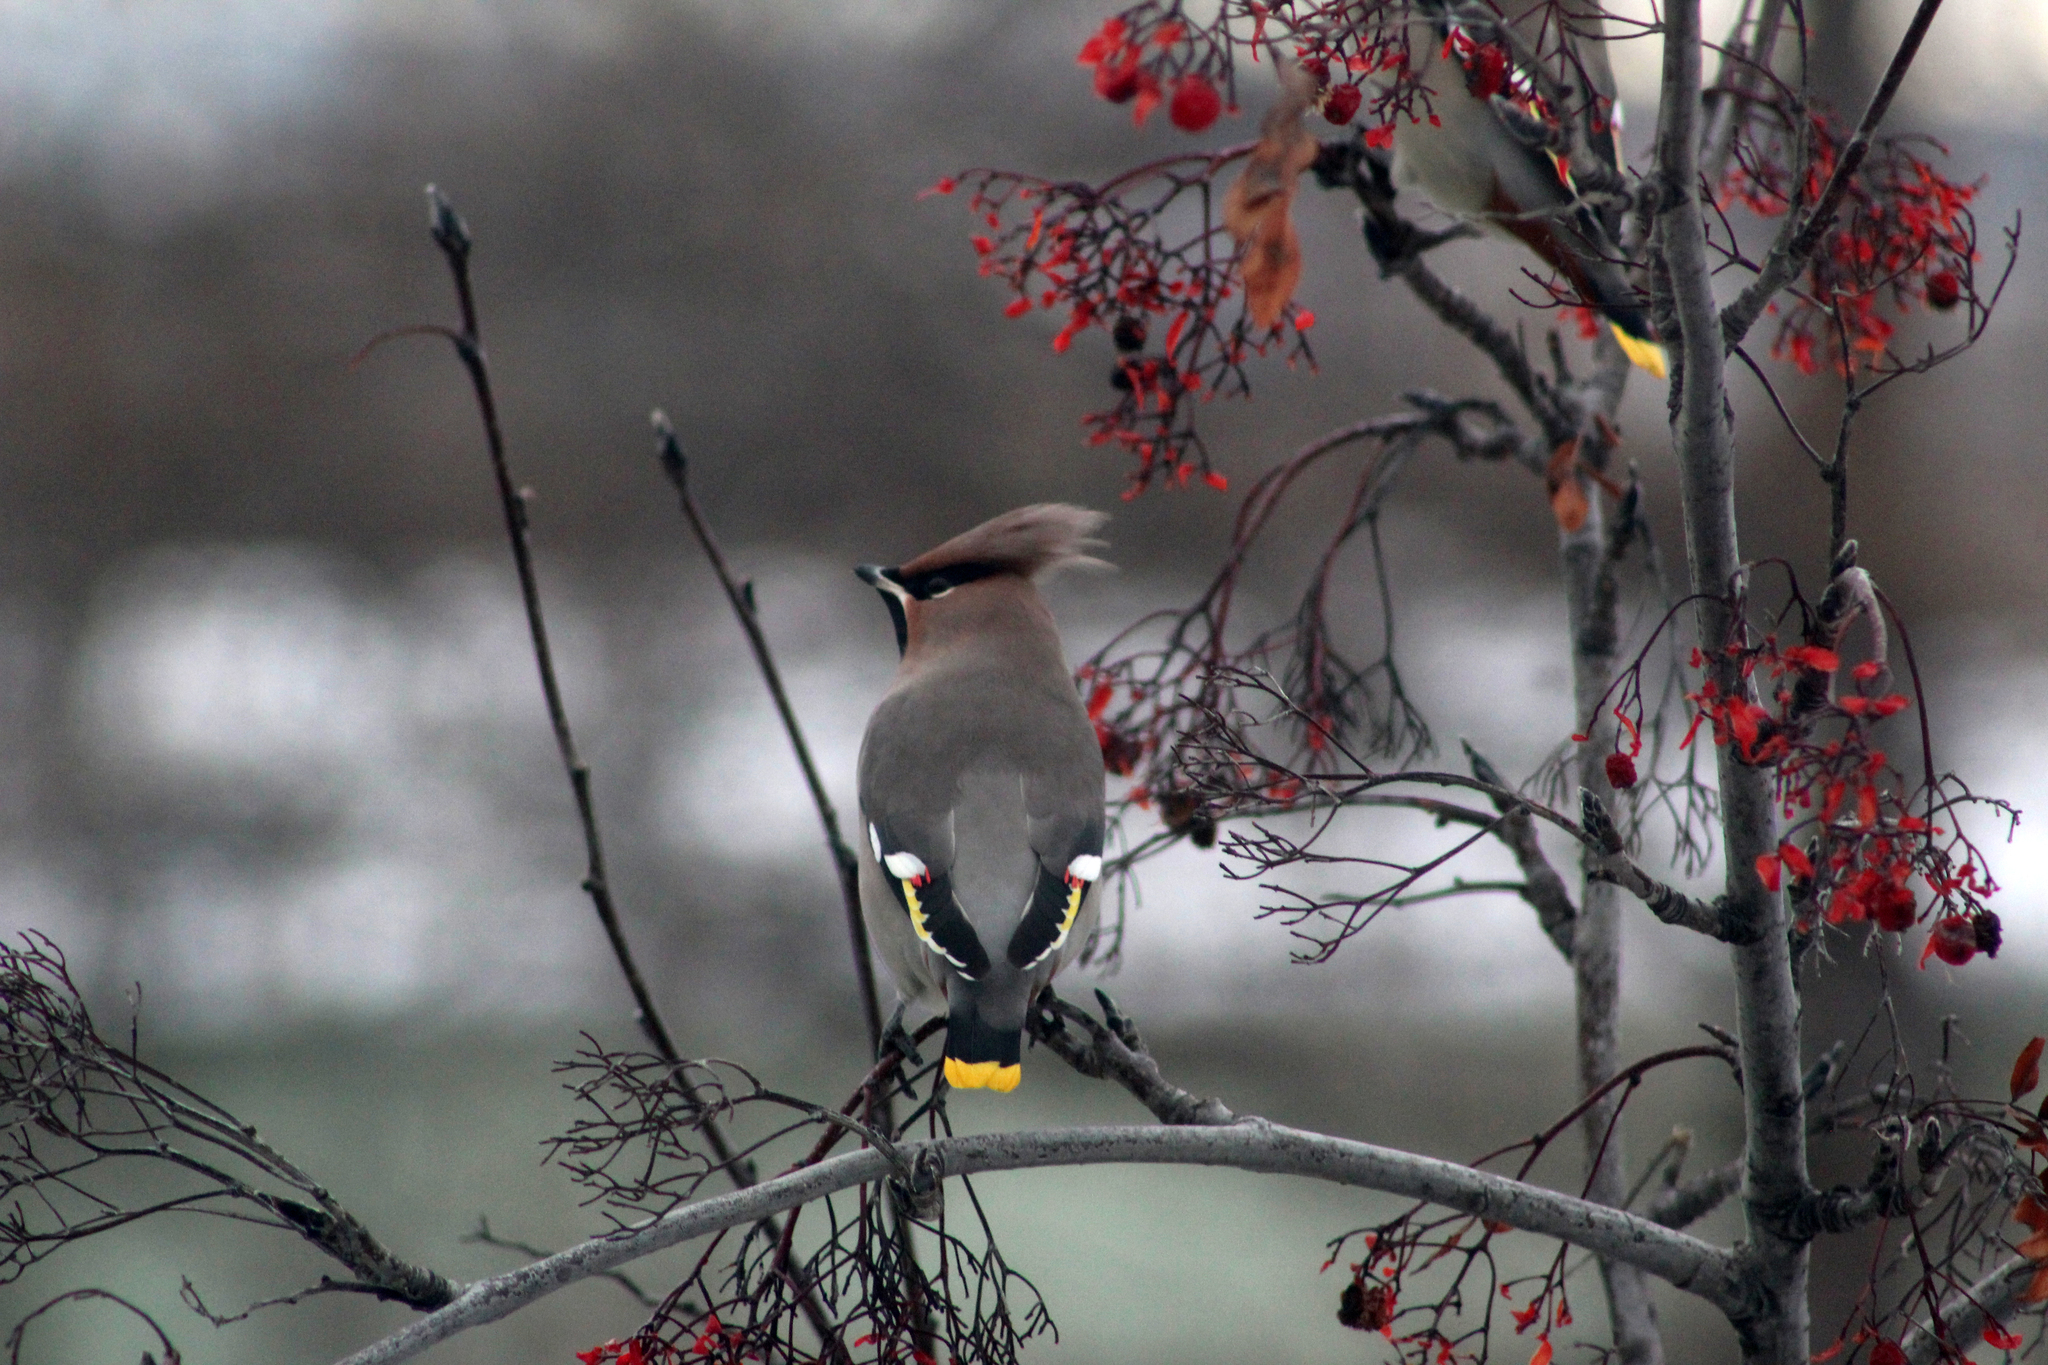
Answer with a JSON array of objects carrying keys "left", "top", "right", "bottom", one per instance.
[
  {"left": 332, "top": 1120, "right": 1753, "bottom": 1365},
  {"left": 651, "top": 412, "right": 883, "bottom": 1053},
  {"left": 1656, "top": 4, "right": 1815, "bottom": 1361},
  {"left": 1649, "top": 1159, "right": 1744, "bottom": 1230},
  {"left": 6, "top": 1289, "right": 180, "bottom": 1365},
  {"left": 1581, "top": 790, "right": 1753, "bottom": 943},
  {"left": 461, "top": 1217, "right": 657, "bottom": 1309},
  {"left": 1029, "top": 989, "right": 1235, "bottom": 1127},
  {"left": 1900, "top": 1256, "right": 2040, "bottom": 1365},
  {"left": 400, "top": 188, "right": 680, "bottom": 1069},
  {"left": 1463, "top": 741, "right": 1576, "bottom": 959}
]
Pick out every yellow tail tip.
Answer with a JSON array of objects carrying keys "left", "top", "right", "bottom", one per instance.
[
  {"left": 943, "top": 1057, "right": 1022, "bottom": 1093},
  {"left": 1610, "top": 323, "right": 1668, "bottom": 379}
]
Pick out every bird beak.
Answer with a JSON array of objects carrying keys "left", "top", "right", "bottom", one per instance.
[{"left": 856, "top": 565, "right": 912, "bottom": 603}]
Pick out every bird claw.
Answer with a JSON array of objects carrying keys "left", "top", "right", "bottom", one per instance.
[
  {"left": 879, "top": 1001, "right": 925, "bottom": 1068},
  {"left": 1094, "top": 988, "right": 1143, "bottom": 1051},
  {"left": 890, "top": 1147, "right": 945, "bottom": 1221}
]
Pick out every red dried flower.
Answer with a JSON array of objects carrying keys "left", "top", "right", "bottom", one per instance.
[
  {"left": 1871, "top": 878, "right": 1916, "bottom": 932},
  {"left": 1323, "top": 84, "right": 1363, "bottom": 125},
  {"left": 1095, "top": 57, "right": 1142, "bottom": 104},
  {"left": 1604, "top": 752, "right": 1638, "bottom": 789}
]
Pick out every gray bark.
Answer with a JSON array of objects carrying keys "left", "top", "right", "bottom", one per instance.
[
  {"left": 1562, "top": 469, "right": 1664, "bottom": 1365},
  {"left": 1655, "top": 3, "right": 1811, "bottom": 1360},
  {"left": 332, "top": 1120, "right": 1750, "bottom": 1365}
]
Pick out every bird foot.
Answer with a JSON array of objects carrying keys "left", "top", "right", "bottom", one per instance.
[
  {"left": 1093, "top": 988, "right": 1144, "bottom": 1052},
  {"left": 879, "top": 1001, "right": 926, "bottom": 1068}
]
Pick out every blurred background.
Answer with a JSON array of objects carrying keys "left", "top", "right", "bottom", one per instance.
[{"left": 2, "top": 0, "right": 2045, "bottom": 1360}]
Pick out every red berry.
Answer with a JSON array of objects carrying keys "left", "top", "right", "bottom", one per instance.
[
  {"left": 1927, "top": 915, "right": 1977, "bottom": 966},
  {"left": 1095, "top": 58, "right": 1142, "bottom": 104},
  {"left": 1604, "top": 752, "right": 1638, "bottom": 789},
  {"left": 1169, "top": 73, "right": 1222, "bottom": 132},
  {"left": 1925, "top": 269, "right": 1961, "bottom": 311},
  {"left": 1322, "top": 83, "right": 1363, "bottom": 125}
]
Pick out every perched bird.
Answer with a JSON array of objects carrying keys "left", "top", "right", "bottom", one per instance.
[
  {"left": 854, "top": 506, "right": 1108, "bottom": 1093},
  {"left": 1391, "top": 0, "right": 1666, "bottom": 377}
]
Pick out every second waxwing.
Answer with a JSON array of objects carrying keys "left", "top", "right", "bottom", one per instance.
[
  {"left": 1391, "top": 0, "right": 1667, "bottom": 378},
  {"left": 854, "top": 505, "right": 1108, "bottom": 1093}
]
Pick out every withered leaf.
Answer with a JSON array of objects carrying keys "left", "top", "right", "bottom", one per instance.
[
  {"left": 1546, "top": 437, "right": 1588, "bottom": 533},
  {"left": 1224, "top": 63, "right": 1319, "bottom": 332},
  {"left": 2012, "top": 1035, "right": 2044, "bottom": 1103}
]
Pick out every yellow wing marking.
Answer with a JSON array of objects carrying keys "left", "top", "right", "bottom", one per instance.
[{"left": 901, "top": 878, "right": 933, "bottom": 945}]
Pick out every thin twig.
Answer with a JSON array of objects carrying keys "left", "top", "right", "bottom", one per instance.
[
  {"left": 651, "top": 412, "right": 883, "bottom": 1053},
  {"left": 388, "top": 188, "right": 840, "bottom": 1355}
]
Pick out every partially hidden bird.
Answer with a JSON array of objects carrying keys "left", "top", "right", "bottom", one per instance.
[
  {"left": 1391, "top": 0, "right": 1666, "bottom": 378},
  {"left": 854, "top": 505, "right": 1108, "bottom": 1094}
]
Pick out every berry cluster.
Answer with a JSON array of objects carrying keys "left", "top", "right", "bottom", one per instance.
[
  {"left": 1724, "top": 116, "right": 1982, "bottom": 374},
  {"left": 1671, "top": 633, "right": 2002, "bottom": 965},
  {"left": 935, "top": 164, "right": 1314, "bottom": 491}
]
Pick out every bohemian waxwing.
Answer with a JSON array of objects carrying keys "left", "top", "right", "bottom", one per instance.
[
  {"left": 1392, "top": 0, "right": 1666, "bottom": 377},
  {"left": 854, "top": 505, "right": 1108, "bottom": 1094}
]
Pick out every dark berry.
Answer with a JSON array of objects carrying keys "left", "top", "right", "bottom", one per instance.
[{"left": 1925, "top": 269, "right": 1961, "bottom": 311}]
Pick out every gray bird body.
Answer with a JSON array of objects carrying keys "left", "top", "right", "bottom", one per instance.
[{"left": 854, "top": 506, "right": 1107, "bottom": 1093}]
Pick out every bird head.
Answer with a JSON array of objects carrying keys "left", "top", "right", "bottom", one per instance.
[{"left": 855, "top": 505, "right": 1108, "bottom": 659}]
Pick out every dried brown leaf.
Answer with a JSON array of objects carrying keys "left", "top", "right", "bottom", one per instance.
[
  {"left": 1225, "top": 64, "right": 1319, "bottom": 331},
  {"left": 1546, "top": 438, "right": 1588, "bottom": 533},
  {"left": 2012, "top": 1035, "right": 2044, "bottom": 1103}
]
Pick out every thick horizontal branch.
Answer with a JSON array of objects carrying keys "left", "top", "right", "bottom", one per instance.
[{"left": 334, "top": 1121, "right": 1750, "bottom": 1365}]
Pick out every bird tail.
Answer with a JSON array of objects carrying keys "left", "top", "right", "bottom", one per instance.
[
  {"left": 942, "top": 1007, "right": 1023, "bottom": 1093},
  {"left": 1609, "top": 322, "right": 1668, "bottom": 379},
  {"left": 1567, "top": 234, "right": 1667, "bottom": 379},
  {"left": 1497, "top": 201, "right": 1667, "bottom": 379}
]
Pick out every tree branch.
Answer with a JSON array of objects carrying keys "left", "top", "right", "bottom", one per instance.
[
  {"left": 331, "top": 1121, "right": 1752, "bottom": 1365},
  {"left": 1462, "top": 741, "right": 1576, "bottom": 959},
  {"left": 1656, "top": 5, "right": 1813, "bottom": 1360},
  {"left": 1900, "top": 1256, "right": 2040, "bottom": 1365},
  {"left": 406, "top": 188, "right": 680, "bottom": 1069},
  {"left": 650, "top": 412, "right": 883, "bottom": 1053},
  {"left": 1029, "top": 990, "right": 1235, "bottom": 1126},
  {"left": 1648, "top": 1158, "right": 1744, "bottom": 1230},
  {"left": 1580, "top": 791, "right": 1756, "bottom": 943}
]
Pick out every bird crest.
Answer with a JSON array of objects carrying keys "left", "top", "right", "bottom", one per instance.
[{"left": 899, "top": 504, "right": 1109, "bottom": 581}]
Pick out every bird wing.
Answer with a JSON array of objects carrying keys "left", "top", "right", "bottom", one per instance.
[{"left": 859, "top": 680, "right": 1104, "bottom": 980}]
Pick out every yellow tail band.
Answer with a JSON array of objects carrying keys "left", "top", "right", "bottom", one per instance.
[
  {"left": 944, "top": 1057, "right": 1022, "bottom": 1093},
  {"left": 1610, "top": 323, "right": 1668, "bottom": 379}
]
